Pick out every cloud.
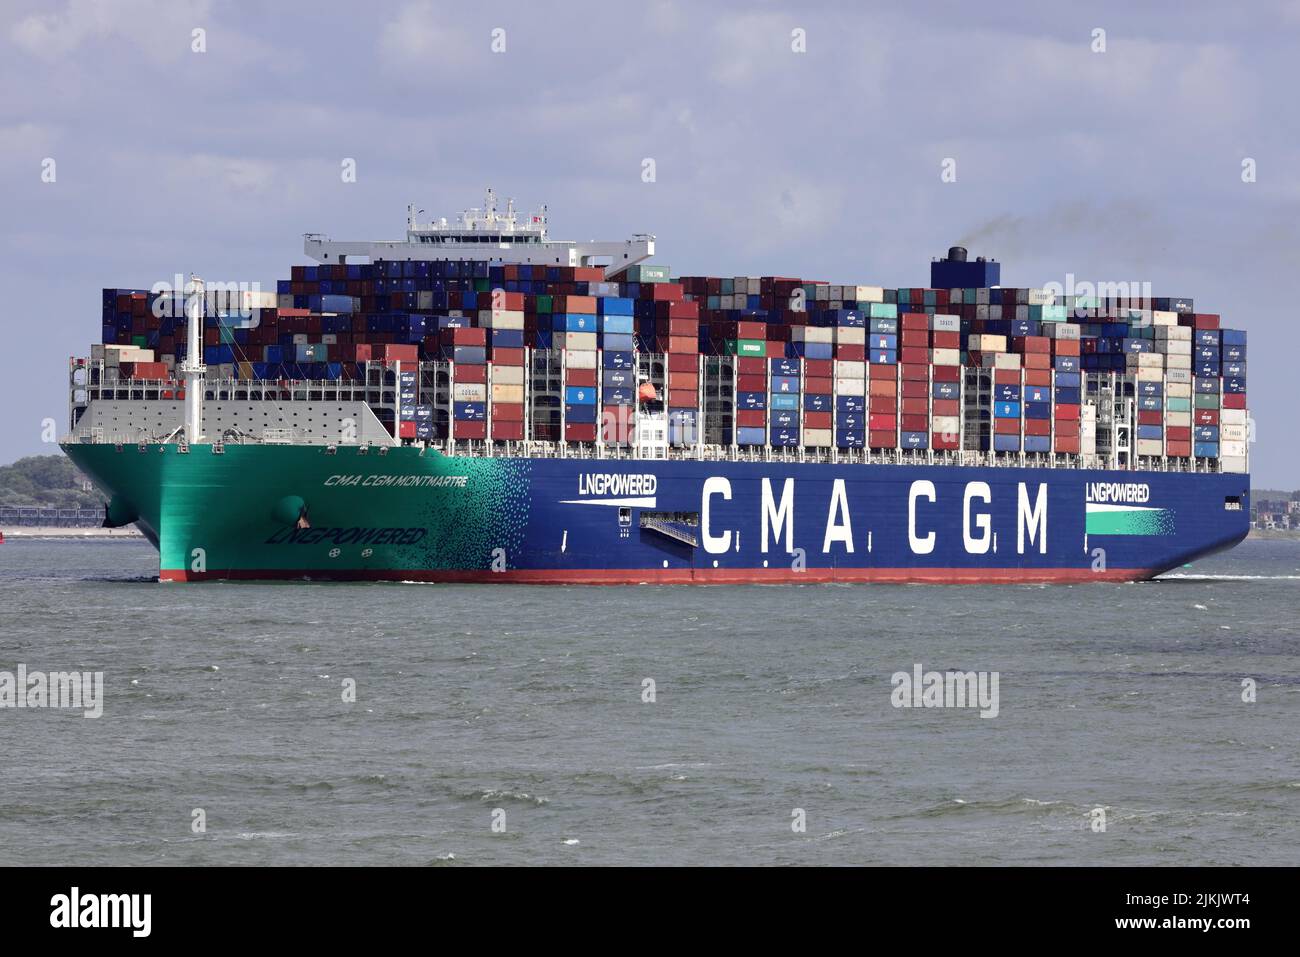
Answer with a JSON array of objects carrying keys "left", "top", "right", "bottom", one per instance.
[
  {"left": 377, "top": 1, "right": 477, "bottom": 68},
  {"left": 10, "top": 0, "right": 213, "bottom": 64}
]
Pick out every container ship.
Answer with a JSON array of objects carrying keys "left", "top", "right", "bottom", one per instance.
[{"left": 61, "top": 191, "right": 1250, "bottom": 583}]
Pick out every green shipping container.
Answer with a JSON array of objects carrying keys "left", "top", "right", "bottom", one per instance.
[
  {"left": 726, "top": 339, "right": 766, "bottom": 357},
  {"left": 624, "top": 264, "right": 670, "bottom": 283},
  {"left": 1166, "top": 396, "right": 1192, "bottom": 412},
  {"left": 868, "top": 303, "right": 898, "bottom": 319},
  {"left": 1194, "top": 393, "right": 1221, "bottom": 409},
  {"left": 535, "top": 295, "right": 553, "bottom": 314},
  {"left": 132, "top": 335, "right": 146, "bottom": 347}
]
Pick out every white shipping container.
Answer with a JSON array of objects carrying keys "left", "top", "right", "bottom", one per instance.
[
  {"left": 565, "top": 349, "right": 597, "bottom": 369},
  {"left": 1220, "top": 440, "right": 1247, "bottom": 458},
  {"left": 491, "top": 383, "right": 524, "bottom": 404},
  {"left": 291, "top": 334, "right": 309, "bottom": 345},
  {"left": 793, "top": 326, "right": 833, "bottom": 343},
  {"left": 1128, "top": 352, "right": 1164, "bottom": 369},
  {"left": 932, "top": 415, "right": 960, "bottom": 435},
  {"left": 1136, "top": 366, "right": 1163, "bottom": 382},
  {"left": 1152, "top": 310, "right": 1178, "bottom": 326},
  {"left": 453, "top": 383, "right": 486, "bottom": 401},
  {"left": 1221, "top": 424, "right": 1247, "bottom": 442},
  {"left": 1166, "top": 368, "right": 1192, "bottom": 383},
  {"left": 1221, "top": 408, "right": 1247, "bottom": 425},
  {"left": 1220, "top": 455, "right": 1248, "bottom": 473},
  {"left": 834, "top": 327, "right": 866, "bottom": 345},
  {"left": 1158, "top": 339, "right": 1192, "bottom": 355},
  {"left": 834, "top": 360, "right": 865, "bottom": 379},
  {"left": 931, "top": 347, "right": 961, "bottom": 366},
  {"left": 1136, "top": 439, "right": 1164, "bottom": 456},
  {"left": 1165, "top": 354, "right": 1192, "bottom": 370},
  {"left": 277, "top": 294, "right": 294, "bottom": 310},
  {"left": 1166, "top": 382, "right": 1191, "bottom": 398},
  {"left": 803, "top": 428, "right": 833, "bottom": 447},
  {"left": 930, "top": 314, "right": 960, "bottom": 332},
  {"left": 835, "top": 377, "right": 866, "bottom": 396},
  {"left": 1043, "top": 323, "right": 1081, "bottom": 340},
  {"left": 1027, "top": 288, "right": 1055, "bottom": 305},
  {"left": 321, "top": 334, "right": 337, "bottom": 344},
  {"left": 555, "top": 332, "right": 597, "bottom": 351},
  {"left": 1164, "top": 412, "right": 1192, "bottom": 426},
  {"left": 855, "top": 285, "right": 885, "bottom": 303},
  {"left": 1155, "top": 326, "right": 1192, "bottom": 340},
  {"left": 492, "top": 365, "right": 524, "bottom": 385},
  {"left": 993, "top": 352, "right": 1021, "bottom": 370},
  {"left": 479, "top": 309, "right": 525, "bottom": 329},
  {"left": 971, "top": 334, "right": 1007, "bottom": 351}
]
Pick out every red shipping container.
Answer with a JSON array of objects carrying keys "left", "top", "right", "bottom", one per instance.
[
  {"left": 1191, "top": 313, "right": 1220, "bottom": 329},
  {"left": 566, "top": 368, "right": 597, "bottom": 387},
  {"left": 669, "top": 352, "right": 699, "bottom": 373},
  {"left": 644, "top": 283, "right": 684, "bottom": 302},
  {"left": 488, "top": 290, "right": 525, "bottom": 311},
  {"left": 933, "top": 398, "right": 959, "bottom": 416},
  {"left": 901, "top": 397, "right": 928, "bottom": 415},
  {"left": 805, "top": 376, "right": 833, "bottom": 395},
  {"left": 901, "top": 329, "right": 929, "bottom": 347},
  {"left": 668, "top": 371, "right": 699, "bottom": 391},
  {"left": 1138, "top": 410, "right": 1162, "bottom": 426},
  {"left": 381, "top": 344, "right": 419, "bottom": 362},
  {"left": 441, "top": 327, "right": 486, "bottom": 346},
  {"left": 488, "top": 347, "right": 524, "bottom": 365},
  {"left": 655, "top": 301, "right": 699, "bottom": 320},
  {"left": 565, "top": 423, "right": 598, "bottom": 442},
  {"left": 901, "top": 380, "right": 929, "bottom": 399},
  {"left": 1166, "top": 441, "right": 1192, "bottom": 456},
  {"left": 932, "top": 365, "right": 961, "bottom": 383},
  {"left": 1222, "top": 393, "right": 1246, "bottom": 409},
  {"left": 1024, "top": 369, "right": 1052, "bottom": 386},
  {"left": 493, "top": 403, "right": 524, "bottom": 422},
  {"left": 666, "top": 335, "right": 697, "bottom": 353},
  {"left": 734, "top": 321, "right": 766, "bottom": 339},
  {"left": 869, "top": 395, "right": 898, "bottom": 413},
  {"left": 491, "top": 420, "right": 524, "bottom": 441},
  {"left": 574, "top": 266, "right": 604, "bottom": 282},
  {"left": 663, "top": 317, "right": 699, "bottom": 336},
  {"left": 1024, "top": 353, "right": 1052, "bottom": 370},
  {"left": 1054, "top": 436, "right": 1080, "bottom": 454},
  {"left": 869, "top": 413, "right": 897, "bottom": 430},
  {"left": 1054, "top": 404, "right": 1081, "bottom": 420},
  {"left": 667, "top": 389, "right": 696, "bottom": 407},
  {"left": 994, "top": 368, "right": 1021, "bottom": 384},
  {"left": 1012, "top": 336, "right": 1050, "bottom": 354},
  {"left": 901, "top": 413, "right": 929, "bottom": 432},
  {"left": 805, "top": 359, "right": 833, "bottom": 378},
  {"left": 1024, "top": 419, "right": 1051, "bottom": 436},
  {"left": 738, "top": 374, "right": 766, "bottom": 392},
  {"left": 735, "top": 357, "right": 764, "bottom": 375},
  {"left": 1166, "top": 426, "right": 1192, "bottom": 442},
  {"left": 931, "top": 331, "right": 960, "bottom": 349},
  {"left": 1194, "top": 409, "right": 1220, "bottom": 425},
  {"left": 1052, "top": 339, "right": 1081, "bottom": 356},
  {"left": 868, "top": 430, "right": 898, "bottom": 448},
  {"left": 900, "top": 313, "right": 929, "bottom": 330},
  {"left": 454, "top": 364, "right": 487, "bottom": 383},
  {"left": 994, "top": 419, "right": 1020, "bottom": 435},
  {"left": 932, "top": 432, "right": 960, "bottom": 451},
  {"left": 1055, "top": 420, "right": 1080, "bottom": 437},
  {"left": 901, "top": 363, "right": 929, "bottom": 382},
  {"left": 737, "top": 409, "right": 765, "bottom": 427},
  {"left": 554, "top": 295, "right": 596, "bottom": 314},
  {"left": 803, "top": 411, "right": 832, "bottom": 429},
  {"left": 900, "top": 347, "right": 930, "bottom": 366},
  {"left": 836, "top": 344, "right": 866, "bottom": 361},
  {"left": 453, "top": 421, "right": 487, "bottom": 439},
  {"left": 869, "top": 378, "right": 897, "bottom": 396},
  {"left": 398, "top": 421, "right": 416, "bottom": 439}
]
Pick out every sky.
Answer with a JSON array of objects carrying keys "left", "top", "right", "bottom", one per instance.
[{"left": 2, "top": 0, "right": 1298, "bottom": 483}]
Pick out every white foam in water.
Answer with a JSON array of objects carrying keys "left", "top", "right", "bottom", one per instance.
[{"left": 1160, "top": 573, "right": 1300, "bottom": 581}]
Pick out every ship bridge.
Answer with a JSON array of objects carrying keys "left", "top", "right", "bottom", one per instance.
[{"left": 303, "top": 188, "right": 655, "bottom": 280}]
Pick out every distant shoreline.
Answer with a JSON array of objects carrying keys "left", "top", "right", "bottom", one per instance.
[
  {"left": 2, "top": 526, "right": 143, "bottom": 539},
  {"left": 1247, "top": 528, "right": 1300, "bottom": 540}
]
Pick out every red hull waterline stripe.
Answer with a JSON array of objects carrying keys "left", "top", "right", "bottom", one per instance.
[{"left": 160, "top": 566, "right": 1153, "bottom": 585}]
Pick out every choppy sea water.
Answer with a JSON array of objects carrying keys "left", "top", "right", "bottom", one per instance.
[{"left": 0, "top": 538, "right": 1297, "bottom": 866}]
